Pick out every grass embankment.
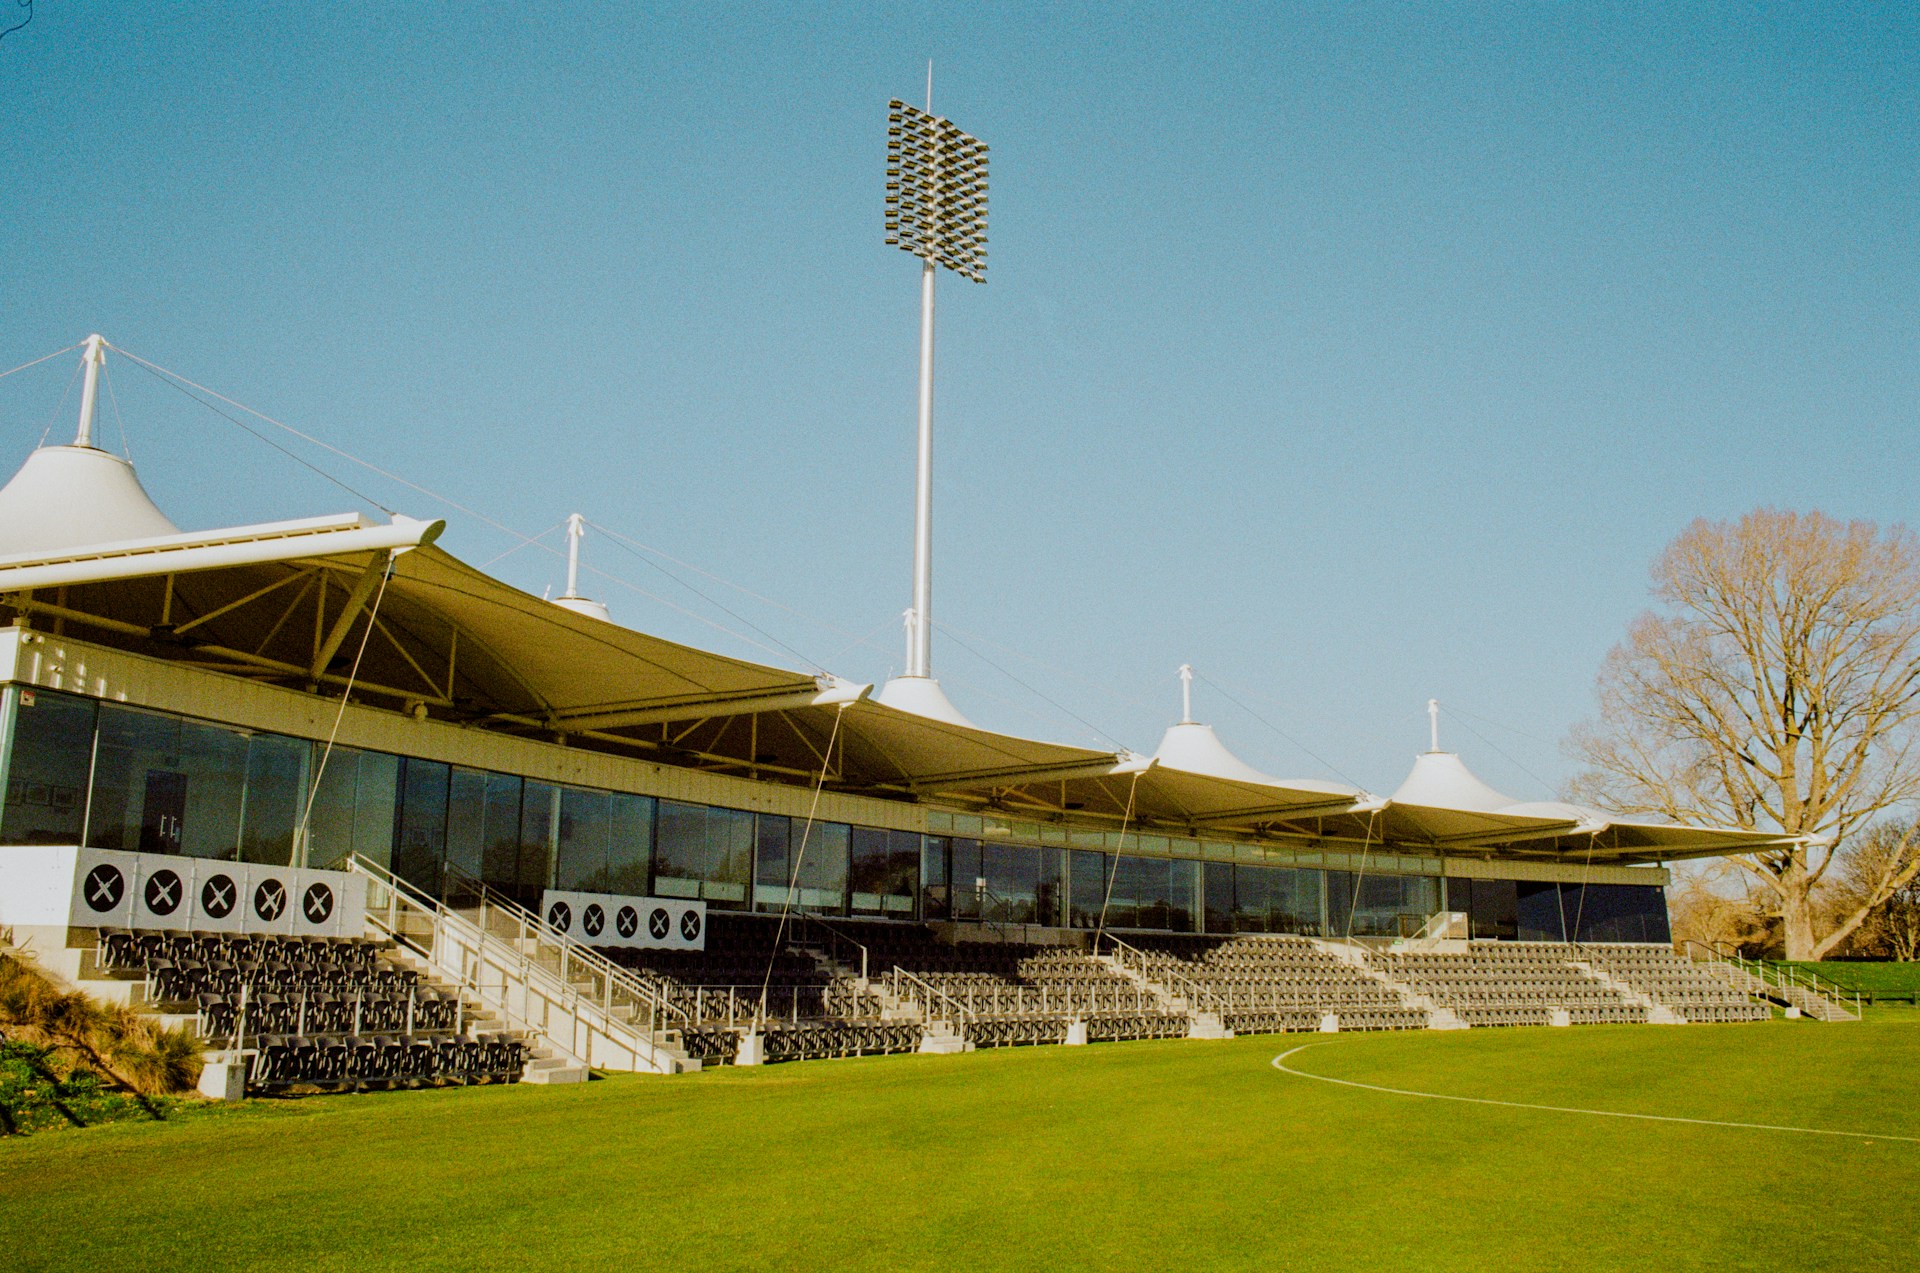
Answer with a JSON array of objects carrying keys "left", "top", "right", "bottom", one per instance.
[
  {"left": 1778, "top": 960, "right": 1920, "bottom": 1002},
  {"left": 3, "top": 1020, "right": 1916, "bottom": 1273},
  {"left": 0, "top": 953, "right": 200, "bottom": 1134}
]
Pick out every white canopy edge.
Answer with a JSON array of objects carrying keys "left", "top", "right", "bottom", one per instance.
[{"left": 0, "top": 512, "right": 445, "bottom": 592}]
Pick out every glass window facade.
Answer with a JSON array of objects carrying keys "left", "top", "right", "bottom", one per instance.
[
  {"left": 0, "top": 686, "right": 1672, "bottom": 941},
  {"left": 0, "top": 690, "right": 95, "bottom": 846},
  {"left": 850, "top": 828, "right": 919, "bottom": 917}
]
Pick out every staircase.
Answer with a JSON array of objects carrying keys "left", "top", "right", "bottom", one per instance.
[
  {"left": 351, "top": 856, "right": 700, "bottom": 1075},
  {"left": 1565, "top": 958, "right": 1685, "bottom": 1025},
  {"left": 1692, "top": 952, "right": 1859, "bottom": 1022},
  {"left": 1097, "top": 937, "right": 1229, "bottom": 1039},
  {"left": 1313, "top": 939, "right": 1455, "bottom": 1029}
]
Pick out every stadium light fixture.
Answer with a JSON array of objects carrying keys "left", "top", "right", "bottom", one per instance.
[{"left": 885, "top": 91, "right": 988, "bottom": 686}]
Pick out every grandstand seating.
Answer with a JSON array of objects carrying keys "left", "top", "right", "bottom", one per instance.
[
  {"left": 1372, "top": 942, "right": 1649, "bottom": 1027},
  {"left": 1129, "top": 934, "right": 1430, "bottom": 1033},
  {"left": 579, "top": 914, "right": 1778, "bottom": 1064},
  {"left": 94, "top": 928, "right": 523, "bottom": 1091},
  {"left": 1576, "top": 943, "right": 1771, "bottom": 1023}
]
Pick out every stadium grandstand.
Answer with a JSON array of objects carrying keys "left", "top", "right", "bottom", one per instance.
[{"left": 0, "top": 337, "right": 1847, "bottom": 1098}]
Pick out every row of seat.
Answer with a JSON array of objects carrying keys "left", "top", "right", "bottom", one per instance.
[
  {"left": 251, "top": 1032, "right": 524, "bottom": 1090},
  {"left": 197, "top": 988, "right": 460, "bottom": 1041},
  {"left": 101, "top": 929, "right": 388, "bottom": 975}
]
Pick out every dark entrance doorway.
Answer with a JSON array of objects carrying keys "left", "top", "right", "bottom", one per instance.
[{"left": 140, "top": 770, "right": 187, "bottom": 855}]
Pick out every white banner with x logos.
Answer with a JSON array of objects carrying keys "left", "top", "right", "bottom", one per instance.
[
  {"left": 538, "top": 889, "right": 706, "bottom": 951},
  {"left": 50, "top": 848, "right": 366, "bottom": 937}
]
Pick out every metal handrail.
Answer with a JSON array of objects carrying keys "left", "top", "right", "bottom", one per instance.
[
  {"left": 352, "top": 859, "right": 558, "bottom": 1043},
  {"left": 792, "top": 911, "right": 871, "bottom": 983},
  {"left": 349, "top": 855, "right": 687, "bottom": 1066},
  {"left": 436, "top": 861, "right": 688, "bottom": 1032},
  {"left": 887, "top": 965, "right": 975, "bottom": 1026},
  {"left": 1683, "top": 939, "right": 1859, "bottom": 1019},
  {"left": 1099, "top": 932, "right": 1217, "bottom": 1012}
]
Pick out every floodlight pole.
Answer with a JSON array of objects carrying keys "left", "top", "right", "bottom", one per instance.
[{"left": 909, "top": 257, "right": 936, "bottom": 678}]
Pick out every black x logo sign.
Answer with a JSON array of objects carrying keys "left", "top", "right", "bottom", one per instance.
[
  {"left": 201, "top": 874, "right": 236, "bottom": 919},
  {"left": 253, "top": 879, "right": 287, "bottom": 921},
  {"left": 582, "top": 904, "right": 605, "bottom": 937},
  {"left": 616, "top": 906, "right": 639, "bottom": 938},
  {"left": 648, "top": 907, "right": 670, "bottom": 940},
  {"left": 303, "top": 882, "right": 334, "bottom": 923},
  {"left": 83, "top": 864, "right": 124, "bottom": 912},
  {"left": 143, "top": 869, "right": 182, "bottom": 916},
  {"left": 679, "top": 909, "right": 701, "bottom": 942}
]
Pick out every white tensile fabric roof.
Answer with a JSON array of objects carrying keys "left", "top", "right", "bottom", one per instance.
[{"left": 0, "top": 439, "right": 1804, "bottom": 867}]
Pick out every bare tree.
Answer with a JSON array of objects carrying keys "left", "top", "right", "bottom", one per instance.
[
  {"left": 1832, "top": 822, "right": 1920, "bottom": 961},
  {"left": 1666, "top": 869, "right": 1770, "bottom": 956},
  {"left": 1569, "top": 509, "right": 1920, "bottom": 959}
]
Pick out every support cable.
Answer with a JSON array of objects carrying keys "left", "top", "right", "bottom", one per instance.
[
  {"left": 1192, "top": 670, "right": 1366, "bottom": 789},
  {"left": 1341, "top": 809, "right": 1383, "bottom": 944},
  {"left": 757, "top": 703, "right": 848, "bottom": 1028},
  {"left": 291, "top": 555, "right": 396, "bottom": 866},
  {"left": 0, "top": 340, "right": 83, "bottom": 383},
  {"left": 1091, "top": 769, "right": 1146, "bottom": 950}
]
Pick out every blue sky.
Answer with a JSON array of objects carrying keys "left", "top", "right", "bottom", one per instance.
[{"left": 2, "top": 2, "right": 1914, "bottom": 799}]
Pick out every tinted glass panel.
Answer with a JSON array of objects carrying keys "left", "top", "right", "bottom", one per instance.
[
  {"left": 1067, "top": 850, "right": 1109, "bottom": 929},
  {"left": 555, "top": 787, "right": 612, "bottom": 891},
  {"left": 1470, "top": 878, "right": 1519, "bottom": 941},
  {"left": 1167, "top": 858, "right": 1196, "bottom": 933},
  {"left": 1516, "top": 881, "right": 1566, "bottom": 942},
  {"left": 517, "top": 781, "right": 560, "bottom": 901},
  {"left": 654, "top": 801, "right": 706, "bottom": 898},
  {"left": 952, "top": 838, "right": 984, "bottom": 920},
  {"left": 607, "top": 793, "right": 653, "bottom": 894},
  {"left": 1564, "top": 883, "right": 1671, "bottom": 944},
  {"left": 1202, "top": 861, "right": 1234, "bottom": 934},
  {"left": 705, "top": 806, "right": 753, "bottom": 908},
  {"left": 446, "top": 768, "right": 521, "bottom": 884},
  {"left": 392, "top": 757, "right": 450, "bottom": 889},
  {"left": 238, "top": 732, "right": 308, "bottom": 866},
  {"left": 789, "top": 820, "right": 848, "bottom": 913},
  {"left": 845, "top": 829, "right": 918, "bottom": 917},
  {"left": 1347, "top": 874, "right": 1439, "bottom": 938},
  {"left": 982, "top": 841, "right": 1038, "bottom": 923},
  {"left": 921, "top": 836, "right": 950, "bottom": 919},
  {"left": 2, "top": 689, "right": 95, "bottom": 846},
  {"left": 753, "top": 813, "right": 792, "bottom": 910},
  {"left": 87, "top": 707, "right": 247, "bottom": 860}
]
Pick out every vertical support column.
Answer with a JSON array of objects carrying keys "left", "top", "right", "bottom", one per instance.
[
  {"left": 74, "top": 334, "right": 106, "bottom": 449},
  {"left": 909, "top": 258, "right": 936, "bottom": 678}
]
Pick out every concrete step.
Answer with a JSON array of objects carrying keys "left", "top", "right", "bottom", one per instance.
[{"left": 521, "top": 1055, "right": 589, "bottom": 1084}]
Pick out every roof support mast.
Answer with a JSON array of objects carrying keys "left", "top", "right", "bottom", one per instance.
[{"left": 74, "top": 334, "right": 105, "bottom": 449}]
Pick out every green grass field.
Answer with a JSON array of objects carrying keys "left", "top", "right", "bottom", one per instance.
[
  {"left": 1779, "top": 960, "right": 1920, "bottom": 1000},
  {"left": 4, "top": 1018, "right": 1917, "bottom": 1272}
]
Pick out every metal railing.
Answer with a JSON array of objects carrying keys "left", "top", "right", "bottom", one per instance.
[
  {"left": 1683, "top": 940, "right": 1861, "bottom": 1020},
  {"left": 791, "top": 911, "right": 871, "bottom": 983},
  {"left": 1099, "top": 933, "right": 1218, "bottom": 1013},
  {"left": 349, "top": 855, "right": 690, "bottom": 1072},
  {"left": 885, "top": 965, "right": 976, "bottom": 1028},
  {"left": 436, "top": 861, "right": 690, "bottom": 1035}
]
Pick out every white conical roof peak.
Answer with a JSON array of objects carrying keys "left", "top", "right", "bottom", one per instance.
[
  {"left": 0, "top": 444, "right": 180, "bottom": 556},
  {"left": 1152, "top": 720, "right": 1277, "bottom": 784},
  {"left": 1390, "top": 750, "right": 1516, "bottom": 812},
  {"left": 877, "top": 674, "right": 976, "bottom": 729}
]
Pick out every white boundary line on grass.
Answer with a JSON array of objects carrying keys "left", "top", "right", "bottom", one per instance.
[{"left": 1270, "top": 1043, "right": 1919, "bottom": 1144}]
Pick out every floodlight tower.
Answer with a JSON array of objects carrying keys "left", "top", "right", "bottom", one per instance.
[{"left": 875, "top": 86, "right": 989, "bottom": 726}]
